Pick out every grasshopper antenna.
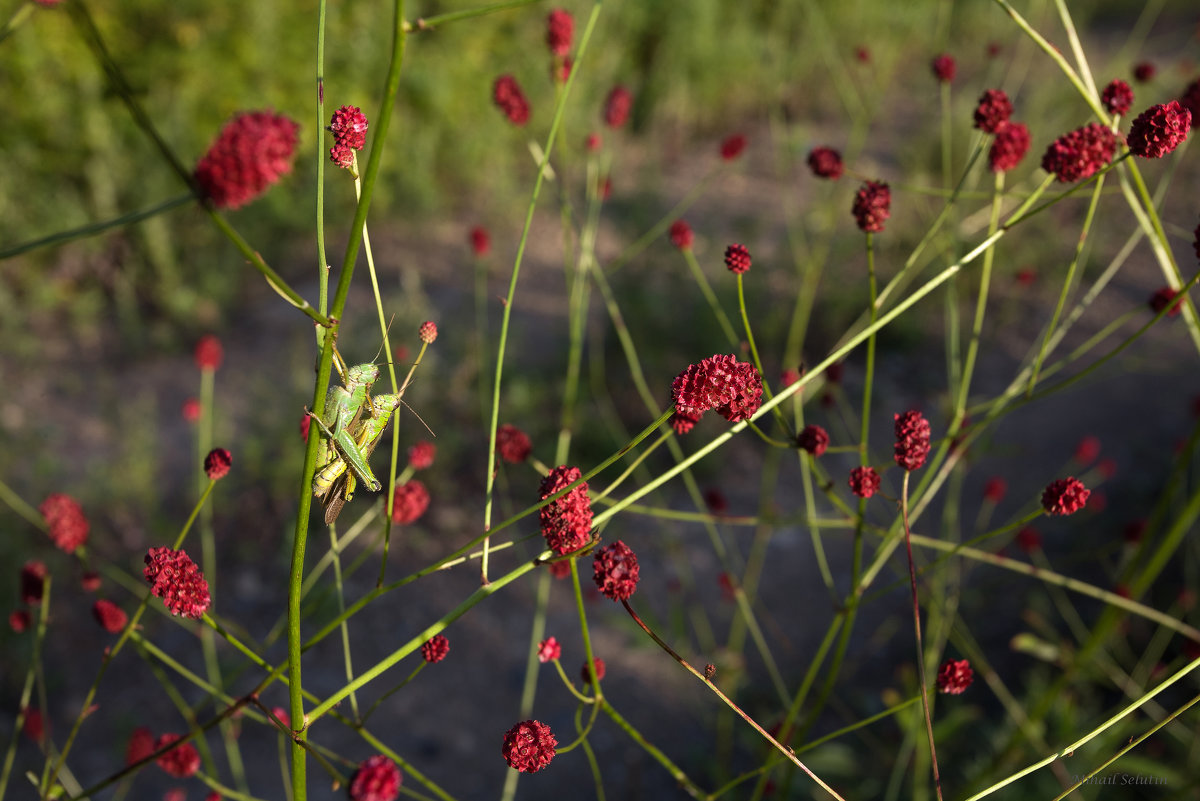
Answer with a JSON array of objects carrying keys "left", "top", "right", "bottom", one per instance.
[
  {"left": 372, "top": 314, "right": 397, "bottom": 367},
  {"left": 401, "top": 399, "right": 436, "bottom": 438}
]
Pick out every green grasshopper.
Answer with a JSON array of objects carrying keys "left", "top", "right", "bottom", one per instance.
[
  {"left": 309, "top": 353, "right": 381, "bottom": 490},
  {"left": 313, "top": 392, "right": 402, "bottom": 524}
]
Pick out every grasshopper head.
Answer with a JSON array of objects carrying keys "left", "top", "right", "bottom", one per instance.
[{"left": 347, "top": 363, "right": 379, "bottom": 386}]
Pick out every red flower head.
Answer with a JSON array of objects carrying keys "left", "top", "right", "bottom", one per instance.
[
  {"left": 932, "top": 54, "right": 957, "bottom": 83},
  {"left": 936, "top": 659, "right": 974, "bottom": 694},
  {"left": 272, "top": 706, "right": 291, "bottom": 728},
  {"left": 855, "top": 46, "right": 871, "bottom": 64},
  {"left": 983, "top": 477, "right": 1007, "bottom": 503},
  {"left": 155, "top": 734, "right": 200, "bottom": 778},
  {"left": 20, "top": 561, "right": 46, "bottom": 605},
  {"left": 537, "top": 636, "right": 561, "bottom": 663},
  {"left": 40, "top": 493, "right": 89, "bottom": 553},
  {"left": 796, "top": 424, "right": 829, "bottom": 456},
  {"left": 603, "top": 85, "right": 632, "bottom": 129},
  {"left": 408, "top": 441, "right": 436, "bottom": 470},
  {"left": 1181, "top": 79, "right": 1200, "bottom": 122},
  {"left": 672, "top": 354, "right": 763, "bottom": 422},
  {"left": 470, "top": 226, "right": 490, "bottom": 257},
  {"left": 1149, "top": 287, "right": 1186, "bottom": 318},
  {"left": 724, "top": 243, "right": 751, "bottom": 274},
  {"left": 539, "top": 466, "right": 593, "bottom": 555},
  {"left": 391, "top": 480, "right": 430, "bottom": 524},
  {"left": 781, "top": 367, "right": 802, "bottom": 388},
  {"left": 421, "top": 634, "right": 449, "bottom": 664},
  {"left": 720, "top": 133, "right": 747, "bottom": 161},
  {"left": 546, "top": 9, "right": 573, "bottom": 57},
  {"left": 92, "top": 599, "right": 128, "bottom": 633},
  {"left": 493, "top": 75, "right": 530, "bottom": 126},
  {"left": 501, "top": 720, "right": 557, "bottom": 773},
  {"left": 848, "top": 466, "right": 881, "bottom": 499},
  {"left": 144, "top": 547, "right": 211, "bottom": 619},
  {"left": 496, "top": 424, "right": 533, "bottom": 463},
  {"left": 126, "top": 726, "right": 155, "bottom": 765},
  {"left": 807, "top": 146, "right": 844, "bottom": 180},
  {"left": 418, "top": 321, "right": 438, "bottom": 344},
  {"left": 328, "top": 106, "right": 368, "bottom": 168},
  {"left": 593, "top": 540, "right": 640, "bottom": 601},
  {"left": 23, "top": 708, "right": 44, "bottom": 742},
  {"left": 81, "top": 571, "right": 101, "bottom": 592},
  {"left": 894, "top": 410, "right": 932, "bottom": 471},
  {"left": 670, "top": 408, "right": 703, "bottom": 435},
  {"left": 973, "top": 89, "right": 1013, "bottom": 134},
  {"left": 669, "top": 219, "right": 694, "bottom": 250},
  {"left": 581, "top": 656, "right": 606, "bottom": 683},
  {"left": 1133, "top": 62, "right": 1156, "bottom": 83},
  {"left": 705, "top": 488, "right": 728, "bottom": 516},
  {"left": 194, "top": 335, "right": 223, "bottom": 370},
  {"left": 1041, "top": 477, "right": 1090, "bottom": 516},
  {"left": 182, "top": 398, "right": 201, "bottom": 422},
  {"left": 1074, "top": 435, "right": 1100, "bottom": 463},
  {"left": 1102, "top": 79, "right": 1134, "bottom": 116},
  {"left": 585, "top": 132, "right": 602, "bottom": 151},
  {"left": 1041, "top": 123, "right": 1118, "bottom": 182},
  {"left": 204, "top": 448, "right": 232, "bottom": 480},
  {"left": 194, "top": 111, "right": 300, "bottom": 209},
  {"left": 9, "top": 610, "right": 31, "bottom": 633},
  {"left": 349, "top": 754, "right": 402, "bottom": 801},
  {"left": 1016, "top": 526, "right": 1042, "bottom": 553},
  {"left": 547, "top": 560, "right": 572, "bottom": 579},
  {"left": 988, "top": 121, "right": 1030, "bottom": 173},
  {"left": 852, "top": 180, "right": 891, "bottom": 233},
  {"left": 1127, "top": 101, "right": 1191, "bottom": 159}
]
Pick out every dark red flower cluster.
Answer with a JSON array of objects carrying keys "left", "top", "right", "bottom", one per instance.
[
  {"left": 546, "top": 9, "right": 573, "bottom": 57},
  {"left": 671, "top": 354, "right": 764, "bottom": 423},
  {"left": 848, "top": 466, "right": 880, "bottom": 499},
  {"left": 1016, "top": 526, "right": 1042, "bottom": 553},
  {"left": 40, "top": 493, "right": 89, "bottom": 553},
  {"left": 936, "top": 658, "right": 973, "bottom": 694},
  {"left": 720, "top": 134, "right": 747, "bottom": 161},
  {"left": 989, "top": 121, "right": 1030, "bottom": 173},
  {"left": 724, "top": 243, "right": 751, "bottom": 274},
  {"left": 1127, "top": 100, "right": 1191, "bottom": 159},
  {"left": 419, "top": 320, "right": 438, "bottom": 344},
  {"left": 194, "top": 111, "right": 300, "bottom": 209},
  {"left": 1102, "top": 79, "right": 1134, "bottom": 116},
  {"left": 973, "top": 89, "right": 1013, "bottom": 133},
  {"left": 9, "top": 610, "right": 31, "bottom": 632},
  {"left": 807, "top": 147, "right": 844, "bottom": 180},
  {"left": 155, "top": 734, "right": 200, "bottom": 777},
  {"left": 1041, "top": 123, "right": 1117, "bottom": 182},
  {"left": 194, "top": 335, "right": 223, "bottom": 370},
  {"left": 931, "top": 54, "right": 956, "bottom": 83},
  {"left": 603, "top": 86, "right": 632, "bottom": 129},
  {"left": 1181, "top": 79, "right": 1200, "bottom": 122},
  {"left": 1149, "top": 286, "right": 1184, "bottom": 317},
  {"left": 581, "top": 657, "right": 606, "bottom": 683},
  {"left": 421, "top": 634, "right": 449, "bottom": 664},
  {"left": 1133, "top": 61, "right": 1156, "bottom": 83},
  {"left": 501, "top": 720, "right": 557, "bottom": 773},
  {"left": 81, "top": 571, "right": 101, "bottom": 592},
  {"left": 126, "top": 726, "right": 155, "bottom": 765},
  {"left": 669, "top": 219, "right": 694, "bottom": 250},
  {"left": 144, "top": 547, "right": 210, "bottom": 619},
  {"left": 204, "top": 448, "right": 232, "bottom": 480},
  {"left": 539, "top": 466, "right": 593, "bottom": 554},
  {"left": 894, "top": 410, "right": 931, "bottom": 471},
  {"left": 593, "top": 540, "right": 640, "bottom": 601},
  {"left": 470, "top": 226, "right": 490, "bottom": 257},
  {"left": 796, "top": 424, "right": 829, "bottom": 456},
  {"left": 852, "top": 181, "right": 891, "bottom": 233},
  {"left": 408, "top": 441, "right": 436, "bottom": 470},
  {"left": 328, "top": 105, "right": 368, "bottom": 169},
  {"left": 493, "top": 75, "right": 530, "bottom": 126},
  {"left": 93, "top": 599, "right": 128, "bottom": 633},
  {"left": 20, "top": 561, "right": 46, "bottom": 605},
  {"left": 496, "top": 424, "right": 532, "bottom": 463},
  {"left": 670, "top": 408, "right": 702, "bottom": 434},
  {"left": 1041, "top": 477, "right": 1090, "bottom": 516},
  {"left": 983, "top": 477, "right": 1007, "bottom": 503},
  {"left": 391, "top": 480, "right": 430, "bottom": 524},
  {"left": 349, "top": 754, "right": 402, "bottom": 801},
  {"left": 537, "top": 636, "right": 561, "bottom": 663}
]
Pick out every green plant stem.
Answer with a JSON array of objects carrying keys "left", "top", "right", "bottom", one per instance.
[
  {"left": 0, "top": 476, "right": 45, "bottom": 528},
  {"left": 598, "top": 698, "right": 706, "bottom": 799},
  {"left": 682, "top": 247, "right": 739, "bottom": 347},
  {"left": 481, "top": 1, "right": 603, "bottom": 582},
  {"left": 315, "top": 0, "right": 329, "bottom": 322},
  {"left": 0, "top": 194, "right": 192, "bottom": 260},
  {"left": 954, "top": 171, "right": 1004, "bottom": 419},
  {"left": 405, "top": 0, "right": 538, "bottom": 30},
  {"left": 1, "top": 578, "right": 50, "bottom": 799}
]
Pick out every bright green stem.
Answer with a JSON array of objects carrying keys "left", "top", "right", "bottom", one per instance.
[
  {"left": 1026, "top": 170, "right": 1105, "bottom": 395},
  {"left": 599, "top": 698, "right": 705, "bottom": 799},
  {"left": 2, "top": 578, "right": 49, "bottom": 799},
  {"left": 681, "top": 247, "right": 739, "bottom": 346},
  {"left": 329, "top": 526, "right": 361, "bottom": 722},
  {"left": 288, "top": 1, "right": 408, "bottom": 797},
  {"left": 954, "top": 171, "right": 1005, "bottom": 418},
  {"left": 315, "top": 0, "right": 329, "bottom": 322},
  {"left": 737, "top": 273, "right": 765, "bottom": 381},
  {"left": 407, "top": 0, "right": 538, "bottom": 30},
  {"left": 481, "top": 2, "right": 604, "bottom": 582}
]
